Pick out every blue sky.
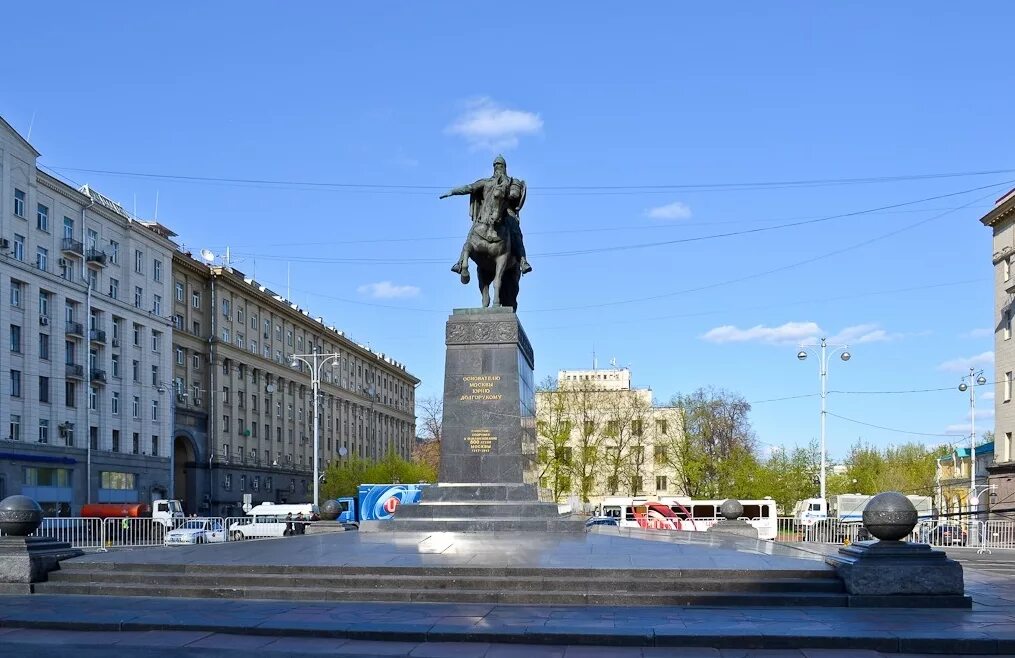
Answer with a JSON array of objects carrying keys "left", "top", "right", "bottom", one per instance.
[{"left": 4, "top": 3, "right": 1012, "bottom": 460}]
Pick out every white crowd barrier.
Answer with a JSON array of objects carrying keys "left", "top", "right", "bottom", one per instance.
[{"left": 775, "top": 516, "right": 1015, "bottom": 549}]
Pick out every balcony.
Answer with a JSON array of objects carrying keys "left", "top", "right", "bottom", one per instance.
[
  {"left": 89, "top": 329, "right": 107, "bottom": 345},
  {"left": 65, "top": 321, "right": 84, "bottom": 338},
  {"left": 61, "top": 238, "right": 84, "bottom": 256},
  {"left": 65, "top": 363, "right": 84, "bottom": 379},
  {"left": 86, "top": 249, "right": 108, "bottom": 267},
  {"left": 90, "top": 369, "right": 107, "bottom": 384}
]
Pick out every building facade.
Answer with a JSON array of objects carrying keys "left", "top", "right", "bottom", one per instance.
[
  {"left": 981, "top": 188, "right": 1015, "bottom": 519},
  {"left": 0, "top": 118, "right": 175, "bottom": 514},
  {"left": 170, "top": 256, "right": 419, "bottom": 516},
  {"left": 535, "top": 367, "right": 682, "bottom": 506},
  {"left": 937, "top": 442, "right": 993, "bottom": 519}
]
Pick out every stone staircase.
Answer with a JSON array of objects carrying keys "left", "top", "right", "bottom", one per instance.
[{"left": 35, "top": 561, "right": 848, "bottom": 606}]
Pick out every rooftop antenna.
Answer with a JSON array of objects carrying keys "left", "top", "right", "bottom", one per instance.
[
  {"left": 592, "top": 345, "right": 597, "bottom": 371},
  {"left": 27, "top": 111, "right": 36, "bottom": 141},
  {"left": 154, "top": 190, "right": 160, "bottom": 221},
  {"left": 133, "top": 194, "right": 137, "bottom": 221},
  {"left": 225, "top": 246, "right": 230, "bottom": 266},
  {"left": 199, "top": 249, "right": 215, "bottom": 264},
  {"left": 287, "top": 262, "right": 291, "bottom": 300},
  {"left": 610, "top": 357, "right": 617, "bottom": 368}
]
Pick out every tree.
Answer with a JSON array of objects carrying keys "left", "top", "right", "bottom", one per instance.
[
  {"left": 535, "top": 376, "right": 576, "bottom": 502},
  {"left": 417, "top": 395, "right": 442, "bottom": 443},
  {"left": 979, "top": 430, "right": 995, "bottom": 447},
  {"left": 827, "top": 440, "right": 948, "bottom": 498},
  {"left": 659, "top": 387, "right": 756, "bottom": 498},
  {"left": 320, "top": 449, "right": 437, "bottom": 500}
]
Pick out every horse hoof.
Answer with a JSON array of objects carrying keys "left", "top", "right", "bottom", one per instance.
[{"left": 460, "top": 271, "right": 470, "bottom": 284}]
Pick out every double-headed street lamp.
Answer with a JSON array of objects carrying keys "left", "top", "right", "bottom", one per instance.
[
  {"left": 797, "top": 338, "right": 851, "bottom": 505},
  {"left": 958, "top": 368, "right": 988, "bottom": 542},
  {"left": 290, "top": 347, "right": 342, "bottom": 508}
]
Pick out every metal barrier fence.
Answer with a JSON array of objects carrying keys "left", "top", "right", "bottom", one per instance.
[{"left": 776, "top": 516, "right": 1015, "bottom": 550}]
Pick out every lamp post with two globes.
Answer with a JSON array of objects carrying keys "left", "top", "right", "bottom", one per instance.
[
  {"left": 797, "top": 338, "right": 851, "bottom": 506},
  {"left": 289, "top": 347, "right": 342, "bottom": 508},
  {"left": 959, "top": 368, "right": 988, "bottom": 543}
]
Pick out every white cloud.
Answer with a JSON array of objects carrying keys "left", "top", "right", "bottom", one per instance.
[
  {"left": 982, "top": 391, "right": 996, "bottom": 401},
  {"left": 646, "top": 201, "right": 692, "bottom": 221},
  {"left": 828, "top": 323, "right": 901, "bottom": 344},
  {"left": 446, "top": 97, "right": 543, "bottom": 151},
  {"left": 936, "top": 351, "right": 994, "bottom": 373},
  {"left": 962, "top": 328, "right": 993, "bottom": 339},
  {"left": 356, "top": 281, "right": 420, "bottom": 299},
  {"left": 701, "top": 321, "right": 821, "bottom": 345},
  {"left": 943, "top": 423, "right": 971, "bottom": 435}
]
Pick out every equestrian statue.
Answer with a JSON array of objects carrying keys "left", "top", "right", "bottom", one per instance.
[{"left": 439, "top": 155, "right": 531, "bottom": 311}]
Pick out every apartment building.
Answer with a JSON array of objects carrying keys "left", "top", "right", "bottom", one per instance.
[
  {"left": 0, "top": 118, "right": 175, "bottom": 514},
  {"left": 535, "top": 367, "right": 681, "bottom": 505},
  {"left": 170, "top": 255, "right": 419, "bottom": 516},
  {"left": 981, "top": 187, "right": 1015, "bottom": 518},
  {"left": 937, "top": 442, "right": 994, "bottom": 518}
]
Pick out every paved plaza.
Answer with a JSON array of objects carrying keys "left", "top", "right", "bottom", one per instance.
[{"left": 1, "top": 531, "right": 1015, "bottom": 655}]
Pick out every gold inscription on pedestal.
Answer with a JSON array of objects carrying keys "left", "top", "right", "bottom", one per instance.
[
  {"left": 466, "top": 428, "right": 498, "bottom": 454},
  {"left": 460, "top": 375, "right": 503, "bottom": 401}
]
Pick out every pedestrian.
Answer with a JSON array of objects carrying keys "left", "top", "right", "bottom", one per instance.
[
  {"left": 284, "top": 512, "right": 293, "bottom": 537},
  {"left": 296, "top": 512, "right": 306, "bottom": 535}
]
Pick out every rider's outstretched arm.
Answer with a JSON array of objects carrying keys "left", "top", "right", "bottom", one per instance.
[{"left": 439, "top": 180, "right": 482, "bottom": 199}]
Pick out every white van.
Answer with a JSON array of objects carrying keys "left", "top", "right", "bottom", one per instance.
[{"left": 245, "top": 502, "right": 318, "bottom": 518}]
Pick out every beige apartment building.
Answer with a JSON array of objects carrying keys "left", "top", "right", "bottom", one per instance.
[
  {"left": 171, "top": 254, "right": 419, "bottom": 516},
  {"left": 0, "top": 117, "right": 176, "bottom": 514},
  {"left": 535, "top": 367, "right": 682, "bottom": 505},
  {"left": 982, "top": 187, "right": 1015, "bottom": 519}
]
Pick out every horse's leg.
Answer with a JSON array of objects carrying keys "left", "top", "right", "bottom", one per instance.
[
  {"left": 478, "top": 263, "right": 491, "bottom": 307},
  {"left": 492, "top": 253, "right": 509, "bottom": 306}
]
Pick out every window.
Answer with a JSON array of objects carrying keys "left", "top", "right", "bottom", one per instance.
[
  {"left": 606, "top": 420, "right": 620, "bottom": 437},
  {"left": 192, "top": 354, "right": 200, "bottom": 370},
  {"left": 240, "top": 475, "right": 246, "bottom": 491},
  {"left": 192, "top": 291, "right": 200, "bottom": 309},
  {"left": 39, "top": 333, "right": 49, "bottom": 360},
  {"left": 192, "top": 320, "right": 201, "bottom": 336},
  {"left": 151, "top": 399, "right": 159, "bottom": 421},
  {"left": 1006, "top": 372, "right": 1013, "bottom": 403},
  {"left": 89, "top": 386, "right": 98, "bottom": 411},
  {"left": 1007, "top": 432, "right": 1014, "bottom": 463},
  {"left": 153, "top": 259, "right": 162, "bottom": 282},
  {"left": 101, "top": 472, "right": 136, "bottom": 490},
  {"left": 9, "top": 415, "right": 21, "bottom": 441},
  {"left": 87, "top": 268, "right": 98, "bottom": 290},
  {"left": 11, "top": 233, "right": 24, "bottom": 261},
  {"left": 223, "top": 474, "right": 232, "bottom": 491},
  {"left": 1006, "top": 259, "right": 1011, "bottom": 283},
  {"left": 38, "top": 420, "right": 49, "bottom": 444},
  {"left": 13, "top": 188, "right": 25, "bottom": 217},
  {"left": 10, "top": 324, "right": 21, "bottom": 353},
  {"left": 86, "top": 229, "right": 98, "bottom": 251},
  {"left": 37, "top": 204, "right": 49, "bottom": 231},
  {"left": 222, "top": 328, "right": 230, "bottom": 343},
  {"left": 36, "top": 246, "right": 48, "bottom": 271},
  {"left": 223, "top": 386, "right": 231, "bottom": 404},
  {"left": 112, "top": 317, "right": 121, "bottom": 342},
  {"left": 24, "top": 467, "right": 70, "bottom": 487},
  {"left": 39, "top": 376, "right": 50, "bottom": 403},
  {"left": 108, "top": 278, "right": 119, "bottom": 300},
  {"left": 655, "top": 475, "right": 668, "bottom": 491},
  {"left": 1006, "top": 309, "right": 1012, "bottom": 341},
  {"left": 111, "top": 354, "right": 120, "bottom": 378},
  {"left": 654, "top": 444, "right": 666, "bottom": 460},
  {"left": 632, "top": 420, "right": 643, "bottom": 436},
  {"left": 151, "top": 330, "right": 161, "bottom": 352},
  {"left": 237, "top": 308, "right": 244, "bottom": 323},
  {"left": 132, "top": 360, "right": 140, "bottom": 382},
  {"left": 287, "top": 330, "right": 293, "bottom": 346},
  {"left": 134, "top": 249, "right": 144, "bottom": 274},
  {"left": 152, "top": 295, "right": 162, "bottom": 315},
  {"left": 63, "top": 217, "right": 74, "bottom": 239},
  {"left": 151, "top": 365, "right": 160, "bottom": 387},
  {"left": 175, "top": 281, "right": 184, "bottom": 302},
  {"left": 222, "top": 299, "right": 230, "bottom": 317},
  {"left": 132, "top": 395, "right": 140, "bottom": 419},
  {"left": 132, "top": 433, "right": 140, "bottom": 454},
  {"left": 9, "top": 280, "right": 22, "bottom": 307},
  {"left": 134, "top": 286, "right": 143, "bottom": 308},
  {"left": 65, "top": 381, "right": 76, "bottom": 407},
  {"left": 39, "top": 290, "right": 50, "bottom": 317},
  {"left": 112, "top": 391, "right": 120, "bottom": 415},
  {"left": 109, "top": 240, "right": 119, "bottom": 264},
  {"left": 176, "top": 347, "right": 185, "bottom": 365},
  {"left": 112, "top": 430, "right": 120, "bottom": 452},
  {"left": 133, "top": 323, "right": 142, "bottom": 346},
  {"left": 151, "top": 435, "right": 159, "bottom": 456},
  {"left": 631, "top": 476, "right": 643, "bottom": 492}
]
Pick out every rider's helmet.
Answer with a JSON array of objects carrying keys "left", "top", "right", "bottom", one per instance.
[{"left": 492, "top": 154, "right": 507, "bottom": 168}]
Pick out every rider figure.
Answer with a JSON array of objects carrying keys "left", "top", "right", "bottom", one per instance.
[{"left": 440, "top": 155, "right": 532, "bottom": 284}]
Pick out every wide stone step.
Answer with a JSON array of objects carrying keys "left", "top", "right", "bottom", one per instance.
[
  {"left": 394, "top": 502, "right": 562, "bottom": 519},
  {"left": 32, "top": 581, "right": 848, "bottom": 606},
  {"left": 43, "top": 569, "right": 843, "bottom": 594},
  {"left": 368, "top": 517, "right": 586, "bottom": 532},
  {"left": 422, "top": 483, "right": 540, "bottom": 502}
]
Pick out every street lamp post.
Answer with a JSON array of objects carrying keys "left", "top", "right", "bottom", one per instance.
[
  {"left": 958, "top": 368, "right": 987, "bottom": 544},
  {"left": 290, "top": 347, "right": 341, "bottom": 508},
  {"left": 797, "top": 338, "right": 851, "bottom": 506}
]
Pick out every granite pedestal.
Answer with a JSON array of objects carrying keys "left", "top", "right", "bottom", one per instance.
[
  {"left": 0, "top": 536, "right": 83, "bottom": 593},
  {"left": 375, "top": 308, "right": 583, "bottom": 532}
]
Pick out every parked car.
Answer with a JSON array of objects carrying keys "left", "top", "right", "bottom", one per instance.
[
  {"left": 164, "top": 519, "right": 226, "bottom": 545},
  {"left": 228, "top": 515, "right": 289, "bottom": 541},
  {"left": 923, "top": 523, "right": 967, "bottom": 546},
  {"left": 585, "top": 516, "right": 619, "bottom": 528}
]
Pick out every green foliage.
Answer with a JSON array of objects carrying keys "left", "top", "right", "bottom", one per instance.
[
  {"left": 827, "top": 440, "right": 948, "bottom": 498},
  {"left": 320, "top": 450, "right": 437, "bottom": 500}
]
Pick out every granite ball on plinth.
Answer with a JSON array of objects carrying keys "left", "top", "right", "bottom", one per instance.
[
  {"left": 720, "top": 499, "right": 744, "bottom": 521},
  {"left": 862, "top": 491, "right": 918, "bottom": 541},
  {"left": 0, "top": 495, "right": 43, "bottom": 537},
  {"left": 319, "top": 499, "right": 341, "bottom": 521}
]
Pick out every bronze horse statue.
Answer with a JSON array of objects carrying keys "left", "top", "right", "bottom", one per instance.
[{"left": 441, "top": 155, "right": 530, "bottom": 311}]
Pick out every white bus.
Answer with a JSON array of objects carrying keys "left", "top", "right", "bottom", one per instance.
[{"left": 595, "top": 496, "right": 778, "bottom": 540}]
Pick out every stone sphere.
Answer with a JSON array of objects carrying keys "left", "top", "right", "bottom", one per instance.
[
  {"left": 0, "top": 495, "right": 43, "bottom": 537},
  {"left": 319, "top": 499, "right": 342, "bottom": 521},
  {"left": 862, "top": 491, "right": 918, "bottom": 541},
  {"left": 719, "top": 499, "right": 744, "bottom": 521}
]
